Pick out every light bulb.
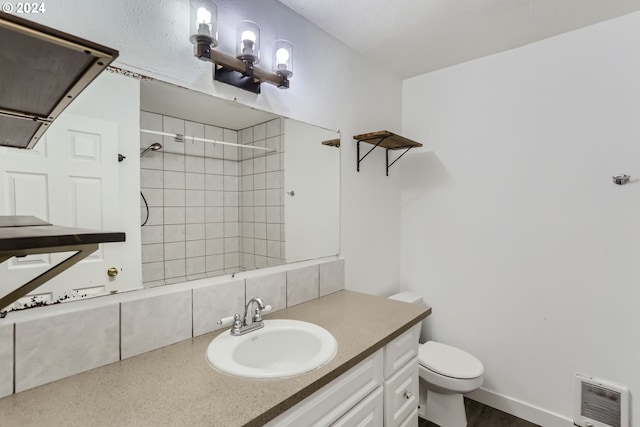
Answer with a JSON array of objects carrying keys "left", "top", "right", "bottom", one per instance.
[
  {"left": 196, "top": 7, "right": 211, "bottom": 24},
  {"left": 242, "top": 30, "right": 256, "bottom": 43},
  {"left": 190, "top": 0, "right": 218, "bottom": 46},
  {"left": 275, "top": 48, "right": 290, "bottom": 65},
  {"left": 236, "top": 21, "right": 260, "bottom": 63},
  {"left": 272, "top": 40, "right": 293, "bottom": 79},
  {"left": 241, "top": 30, "right": 256, "bottom": 55}
]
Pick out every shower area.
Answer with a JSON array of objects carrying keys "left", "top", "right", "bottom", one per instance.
[{"left": 139, "top": 111, "right": 286, "bottom": 287}]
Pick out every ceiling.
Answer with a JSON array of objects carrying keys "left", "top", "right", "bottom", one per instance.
[
  {"left": 140, "top": 80, "right": 279, "bottom": 130},
  {"left": 278, "top": 0, "right": 640, "bottom": 78}
]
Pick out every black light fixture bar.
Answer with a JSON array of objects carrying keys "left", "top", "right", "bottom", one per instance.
[
  {"left": 193, "top": 41, "right": 289, "bottom": 94},
  {"left": 189, "top": 1, "right": 292, "bottom": 94}
]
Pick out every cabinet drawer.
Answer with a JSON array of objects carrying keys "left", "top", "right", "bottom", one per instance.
[
  {"left": 398, "top": 408, "right": 418, "bottom": 427},
  {"left": 384, "top": 357, "right": 419, "bottom": 427},
  {"left": 265, "top": 349, "right": 383, "bottom": 427},
  {"left": 331, "top": 386, "right": 383, "bottom": 427},
  {"left": 383, "top": 323, "right": 420, "bottom": 379}
]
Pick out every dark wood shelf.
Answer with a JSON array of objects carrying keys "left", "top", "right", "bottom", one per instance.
[
  {"left": 353, "top": 130, "right": 423, "bottom": 176},
  {"left": 0, "top": 216, "right": 125, "bottom": 315},
  {"left": 0, "top": 217, "right": 125, "bottom": 252},
  {"left": 322, "top": 138, "right": 341, "bottom": 148},
  {"left": 353, "top": 131, "right": 422, "bottom": 150}
]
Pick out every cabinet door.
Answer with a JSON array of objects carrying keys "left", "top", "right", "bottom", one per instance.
[
  {"left": 398, "top": 408, "right": 418, "bottom": 427},
  {"left": 331, "top": 386, "right": 383, "bottom": 427},
  {"left": 264, "top": 350, "right": 383, "bottom": 427},
  {"left": 384, "top": 357, "right": 419, "bottom": 427},
  {"left": 383, "top": 324, "right": 420, "bottom": 379}
]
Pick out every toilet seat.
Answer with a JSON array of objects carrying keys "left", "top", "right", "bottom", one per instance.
[{"left": 418, "top": 341, "right": 484, "bottom": 379}]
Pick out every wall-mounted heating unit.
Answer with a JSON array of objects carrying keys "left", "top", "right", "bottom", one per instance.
[{"left": 574, "top": 374, "right": 629, "bottom": 427}]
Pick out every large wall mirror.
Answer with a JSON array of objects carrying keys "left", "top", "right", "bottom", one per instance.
[{"left": 0, "top": 70, "right": 340, "bottom": 311}]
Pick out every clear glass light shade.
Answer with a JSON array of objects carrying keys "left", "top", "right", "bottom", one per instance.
[
  {"left": 236, "top": 21, "right": 260, "bottom": 64},
  {"left": 272, "top": 40, "right": 293, "bottom": 78},
  {"left": 190, "top": 0, "right": 218, "bottom": 46}
]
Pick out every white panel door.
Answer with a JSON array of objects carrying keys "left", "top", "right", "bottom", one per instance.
[{"left": 0, "top": 113, "right": 119, "bottom": 305}]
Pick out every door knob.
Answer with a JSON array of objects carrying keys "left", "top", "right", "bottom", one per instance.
[{"left": 107, "top": 267, "right": 119, "bottom": 277}]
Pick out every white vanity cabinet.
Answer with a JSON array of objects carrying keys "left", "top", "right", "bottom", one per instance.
[
  {"left": 331, "top": 386, "right": 384, "bottom": 427},
  {"left": 264, "top": 350, "right": 384, "bottom": 427},
  {"left": 383, "top": 324, "right": 420, "bottom": 427},
  {"left": 265, "top": 323, "right": 421, "bottom": 427}
]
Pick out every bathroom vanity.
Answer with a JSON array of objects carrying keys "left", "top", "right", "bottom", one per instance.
[{"left": 0, "top": 290, "right": 430, "bottom": 426}]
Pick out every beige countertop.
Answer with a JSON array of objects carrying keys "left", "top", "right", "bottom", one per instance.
[{"left": 0, "top": 290, "right": 431, "bottom": 426}]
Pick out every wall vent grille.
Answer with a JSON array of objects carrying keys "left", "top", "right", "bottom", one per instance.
[{"left": 574, "top": 374, "right": 629, "bottom": 427}]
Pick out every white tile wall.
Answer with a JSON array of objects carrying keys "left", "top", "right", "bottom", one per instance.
[
  {"left": 0, "top": 323, "right": 13, "bottom": 398},
  {"left": 14, "top": 304, "right": 120, "bottom": 392},
  {"left": 246, "top": 271, "right": 287, "bottom": 312},
  {"left": 287, "top": 265, "right": 320, "bottom": 307},
  {"left": 120, "top": 289, "right": 192, "bottom": 359},
  {"left": 140, "top": 112, "right": 241, "bottom": 287},
  {"left": 238, "top": 118, "right": 285, "bottom": 272},
  {"left": 319, "top": 259, "right": 346, "bottom": 296},
  {"left": 192, "top": 279, "right": 245, "bottom": 336},
  {"left": 185, "top": 121, "right": 205, "bottom": 157}
]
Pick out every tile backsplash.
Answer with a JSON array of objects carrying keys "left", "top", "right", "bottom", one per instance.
[
  {"left": 0, "top": 257, "right": 344, "bottom": 397},
  {"left": 120, "top": 289, "right": 192, "bottom": 359},
  {"left": 0, "top": 324, "right": 13, "bottom": 398},
  {"left": 14, "top": 304, "right": 120, "bottom": 393},
  {"left": 140, "top": 113, "right": 285, "bottom": 287}
]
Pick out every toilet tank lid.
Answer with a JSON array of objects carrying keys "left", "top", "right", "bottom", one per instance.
[
  {"left": 419, "top": 341, "right": 484, "bottom": 379},
  {"left": 388, "top": 291, "right": 422, "bottom": 304}
]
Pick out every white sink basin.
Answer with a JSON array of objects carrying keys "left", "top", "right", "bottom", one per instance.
[{"left": 206, "top": 319, "right": 337, "bottom": 379}]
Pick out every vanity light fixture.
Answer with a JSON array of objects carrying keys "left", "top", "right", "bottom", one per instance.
[{"left": 189, "top": 0, "right": 292, "bottom": 94}]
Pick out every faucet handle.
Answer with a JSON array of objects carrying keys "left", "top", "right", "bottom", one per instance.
[
  {"left": 253, "top": 304, "right": 272, "bottom": 322},
  {"left": 218, "top": 313, "right": 243, "bottom": 327},
  {"left": 217, "top": 315, "right": 235, "bottom": 326}
]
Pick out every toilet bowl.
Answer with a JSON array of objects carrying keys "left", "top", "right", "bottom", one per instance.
[{"left": 389, "top": 292, "right": 484, "bottom": 427}]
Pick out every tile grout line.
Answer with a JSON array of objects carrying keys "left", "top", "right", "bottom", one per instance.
[
  {"left": 12, "top": 322, "right": 16, "bottom": 394},
  {"left": 118, "top": 303, "right": 122, "bottom": 361}
]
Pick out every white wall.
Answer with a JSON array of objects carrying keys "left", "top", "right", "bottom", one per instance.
[
  {"left": 284, "top": 119, "right": 340, "bottom": 263},
  {"left": 401, "top": 12, "right": 640, "bottom": 426},
  {"left": 27, "top": 0, "right": 402, "bottom": 295}
]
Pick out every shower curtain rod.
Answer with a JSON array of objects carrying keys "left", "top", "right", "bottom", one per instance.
[{"left": 140, "top": 129, "right": 276, "bottom": 153}]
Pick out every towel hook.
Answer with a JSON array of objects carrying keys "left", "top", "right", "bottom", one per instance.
[{"left": 612, "top": 174, "right": 631, "bottom": 185}]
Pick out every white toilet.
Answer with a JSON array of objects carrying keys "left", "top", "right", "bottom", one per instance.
[{"left": 389, "top": 292, "right": 484, "bottom": 427}]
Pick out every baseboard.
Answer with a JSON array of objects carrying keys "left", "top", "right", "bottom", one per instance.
[{"left": 466, "top": 387, "right": 573, "bottom": 427}]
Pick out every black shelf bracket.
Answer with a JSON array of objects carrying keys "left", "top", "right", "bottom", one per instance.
[
  {"left": 386, "top": 146, "right": 414, "bottom": 176},
  {"left": 357, "top": 136, "right": 415, "bottom": 176},
  {"left": 357, "top": 135, "right": 389, "bottom": 173},
  {"left": 0, "top": 243, "right": 99, "bottom": 315}
]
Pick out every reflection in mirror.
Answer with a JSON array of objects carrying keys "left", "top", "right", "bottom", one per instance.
[
  {"left": 0, "top": 70, "right": 141, "bottom": 311},
  {"left": 139, "top": 79, "right": 340, "bottom": 286},
  {"left": 0, "top": 70, "right": 340, "bottom": 311}
]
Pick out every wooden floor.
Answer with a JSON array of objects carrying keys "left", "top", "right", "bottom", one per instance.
[{"left": 419, "top": 398, "right": 540, "bottom": 427}]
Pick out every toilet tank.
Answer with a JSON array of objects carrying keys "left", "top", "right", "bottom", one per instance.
[{"left": 388, "top": 291, "right": 423, "bottom": 305}]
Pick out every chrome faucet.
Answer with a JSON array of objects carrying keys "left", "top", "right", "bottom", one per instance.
[
  {"left": 243, "top": 297, "right": 267, "bottom": 326},
  {"left": 217, "top": 297, "right": 272, "bottom": 336}
]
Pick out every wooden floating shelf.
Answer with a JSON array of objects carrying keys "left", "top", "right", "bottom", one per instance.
[
  {"left": 353, "top": 131, "right": 422, "bottom": 150},
  {"left": 353, "top": 130, "right": 423, "bottom": 176},
  {"left": 0, "top": 215, "right": 125, "bottom": 315},
  {"left": 322, "top": 138, "right": 341, "bottom": 148}
]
